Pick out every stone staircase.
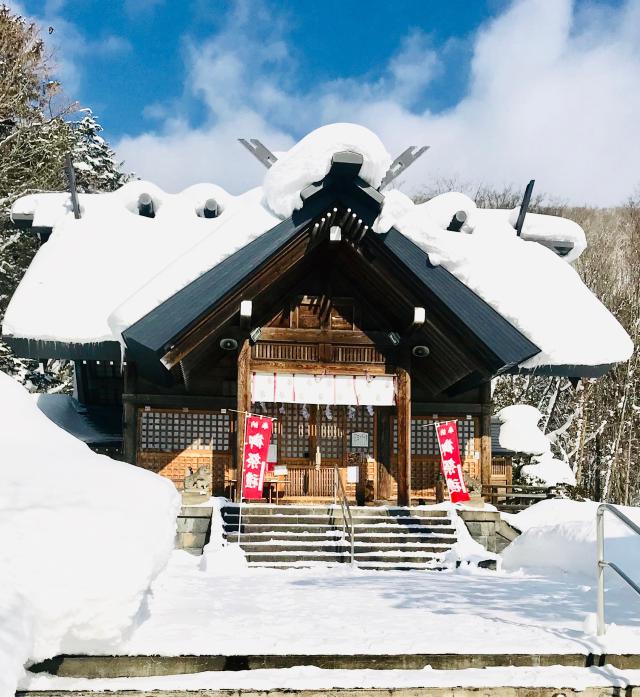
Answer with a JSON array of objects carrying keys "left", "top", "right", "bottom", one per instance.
[{"left": 222, "top": 504, "right": 457, "bottom": 570}]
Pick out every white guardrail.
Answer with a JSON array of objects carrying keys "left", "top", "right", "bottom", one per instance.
[{"left": 597, "top": 503, "right": 640, "bottom": 635}]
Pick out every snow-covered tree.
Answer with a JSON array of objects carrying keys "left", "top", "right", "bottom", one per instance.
[
  {"left": 0, "top": 5, "right": 129, "bottom": 391},
  {"left": 70, "top": 109, "right": 130, "bottom": 193}
]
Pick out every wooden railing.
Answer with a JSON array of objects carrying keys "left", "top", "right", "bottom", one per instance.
[{"left": 482, "top": 483, "right": 559, "bottom": 512}]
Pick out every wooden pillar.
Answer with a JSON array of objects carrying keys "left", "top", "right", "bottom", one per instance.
[
  {"left": 480, "top": 381, "right": 493, "bottom": 501},
  {"left": 235, "top": 339, "right": 251, "bottom": 502},
  {"left": 376, "top": 407, "right": 391, "bottom": 501},
  {"left": 122, "top": 359, "right": 138, "bottom": 465},
  {"left": 395, "top": 365, "right": 411, "bottom": 507}
]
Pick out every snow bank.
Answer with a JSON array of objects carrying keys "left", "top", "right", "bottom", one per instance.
[
  {"left": 263, "top": 123, "right": 392, "bottom": 218},
  {"left": 501, "top": 499, "right": 640, "bottom": 579},
  {"left": 0, "top": 371, "right": 180, "bottom": 694},
  {"left": 375, "top": 190, "right": 633, "bottom": 369}
]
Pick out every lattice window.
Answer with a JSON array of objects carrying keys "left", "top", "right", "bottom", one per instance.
[
  {"left": 393, "top": 417, "right": 475, "bottom": 456},
  {"left": 139, "top": 410, "right": 230, "bottom": 452},
  {"left": 333, "top": 345, "right": 385, "bottom": 363},
  {"left": 280, "top": 403, "right": 311, "bottom": 458},
  {"left": 252, "top": 342, "right": 318, "bottom": 361},
  {"left": 346, "top": 406, "right": 374, "bottom": 455},
  {"left": 318, "top": 407, "right": 343, "bottom": 459}
]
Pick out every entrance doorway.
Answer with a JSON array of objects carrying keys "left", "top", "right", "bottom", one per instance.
[{"left": 253, "top": 403, "right": 376, "bottom": 501}]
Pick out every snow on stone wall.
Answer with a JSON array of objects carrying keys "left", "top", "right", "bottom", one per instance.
[{"left": 0, "top": 371, "right": 180, "bottom": 694}]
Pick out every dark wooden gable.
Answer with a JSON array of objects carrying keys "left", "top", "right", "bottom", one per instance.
[{"left": 123, "top": 152, "right": 541, "bottom": 388}]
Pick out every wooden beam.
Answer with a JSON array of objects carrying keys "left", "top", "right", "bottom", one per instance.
[
  {"left": 480, "top": 381, "right": 493, "bottom": 497},
  {"left": 395, "top": 363, "right": 411, "bottom": 506},
  {"left": 249, "top": 360, "right": 392, "bottom": 375},
  {"left": 162, "top": 228, "right": 316, "bottom": 369},
  {"left": 258, "top": 327, "right": 393, "bottom": 346},
  {"left": 235, "top": 340, "right": 252, "bottom": 502}
]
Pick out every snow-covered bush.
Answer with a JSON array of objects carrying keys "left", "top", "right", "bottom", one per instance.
[{"left": 0, "top": 371, "right": 180, "bottom": 693}]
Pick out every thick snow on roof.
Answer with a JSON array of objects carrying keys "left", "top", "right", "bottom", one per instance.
[
  {"left": 375, "top": 190, "right": 632, "bottom": 369},
  {"left": 0, "top": 371, "right": 179, "bottom": 694},
  {"left": 263, "top": 122, "right": 392, "bottom": 218},
  {"left": 3, "top": 123, "right": 633, "bottom": 370},
  {"left": 4, "top": 181, "right": 277, "bottom": 343}
]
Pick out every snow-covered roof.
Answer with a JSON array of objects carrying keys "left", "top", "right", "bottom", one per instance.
[{"left": 3, "top": 123, "right": 633, "bottom": 373}]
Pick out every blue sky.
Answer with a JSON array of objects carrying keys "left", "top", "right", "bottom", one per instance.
[{"left": 13, "top": 0, "right": 640, "bottom": 204}]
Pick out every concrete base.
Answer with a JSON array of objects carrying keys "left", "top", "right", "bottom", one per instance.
[
  {"left": 458, "top": 510, "right": 519, "bottom": 554},
  {"left": 16, "top": 687, "right": 640, "bottom": 696},
  {"left": 27, "top": 653, "right": 640, "bottom": 678}
]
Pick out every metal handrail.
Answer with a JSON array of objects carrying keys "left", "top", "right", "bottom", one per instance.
[
  {"left": 334, "top": 464, "right": 355, "bottom": 564},
  {"left": 597, "top": 503, "right": 640, "bottom": 635}
]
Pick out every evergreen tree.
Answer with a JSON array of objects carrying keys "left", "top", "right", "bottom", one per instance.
[
  {"left": 70, "top": 109, "right": 130, "bottom": 193},
  {"left": 0, "top": 5, "right": 129, "bottom": 391}
]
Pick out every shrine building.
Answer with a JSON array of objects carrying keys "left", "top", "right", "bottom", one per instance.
[{"left": 2, "top": 124, "right": 632, "bottom": 506}]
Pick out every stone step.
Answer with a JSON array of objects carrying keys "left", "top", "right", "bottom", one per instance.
[
  {"left": 222, "top": 513, "right": 450, "bottom": 526},
  {"left": 238, "top": 542, "right": 452, "bottom": 554},
  {"left": 247, "top": 560, "right": 450, "bottom": 571},
  {"left": 243, "top": 550, "right": 446, "bottom": 564},
  {"left": 225, "top": 532, "right": 456, "bottom": 544},
  {"left": 222, "top": 508, "right": 449, "bottom": 525},
  {"left": 224, "top": 523, "right": 455, "bottom": 535},
  {"left": 221, "top": 505, "right": 448, "bottom": 518}
]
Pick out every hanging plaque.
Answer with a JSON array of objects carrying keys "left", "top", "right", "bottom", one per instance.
[{"left": 351, "top": 431, "right": 369, "bottom": 448}]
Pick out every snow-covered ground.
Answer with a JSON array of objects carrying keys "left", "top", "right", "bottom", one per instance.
[{"left": 95, "top": 550, "right": 639, "bottom": 659}]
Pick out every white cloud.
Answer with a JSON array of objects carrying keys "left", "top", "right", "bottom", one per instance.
[
  {"left": 9, "top": 1, "right": 131, "bottom": 100},
  {"left": 116, "top": 0, "right": 640, "bottom": 205}
]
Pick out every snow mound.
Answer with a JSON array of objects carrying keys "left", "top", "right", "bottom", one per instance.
[
  {"left": 375, "top": 192, "right": 633, "bottom": 368},
  {"left": 501, "top": 499, "right": 640, "bottom": 579},
  {"left": 521, "top": 456, "right": 576, "bottom": 487},
  {"left": 497, "top": 405, "right": 576, "bottom": 486},
  {"left": 497, "top": 404, "right": 550, "bottom": 455},
  {"left": 263, "top": 123, "right": 392, "bottom": 218},
  {"left": 0, "top": 371, "right": 180, "bottom": 694}
]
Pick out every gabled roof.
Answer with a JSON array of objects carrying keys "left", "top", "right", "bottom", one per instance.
[{"left": 123, "top": 154, "right": 539, "bottom": 385}]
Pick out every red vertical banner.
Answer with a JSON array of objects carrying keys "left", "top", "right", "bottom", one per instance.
[
  {"left": 435, "top": 420, "right": 471, "bottom": 504},
  {"left": 241, "top": 415, "right": 274, "bottom": 500}
]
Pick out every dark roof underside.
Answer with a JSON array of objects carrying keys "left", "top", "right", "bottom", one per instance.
[
  {"left": 491, "top": 417, "right": 515, "bottom": 457},
  {"left": 3, "top": 336, "right": 121, "bottom": 361},
  {"left": 36, "top": 394, "right": 122, "bottom": 447}
]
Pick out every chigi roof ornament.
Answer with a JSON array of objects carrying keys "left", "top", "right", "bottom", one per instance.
[
  {"left": 380, "top": 145, "right": 429, "bottom": 190},
  {"left": 238, "top": 138, "right": 278, "bottom": 169}
]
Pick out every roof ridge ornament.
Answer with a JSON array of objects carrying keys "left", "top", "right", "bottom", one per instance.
[
  {"left": 238, "top": 138, "right": 278, "bottom": 169},
  {"left": 380, "top": 145, "right": 429, "bottom": 190}
]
